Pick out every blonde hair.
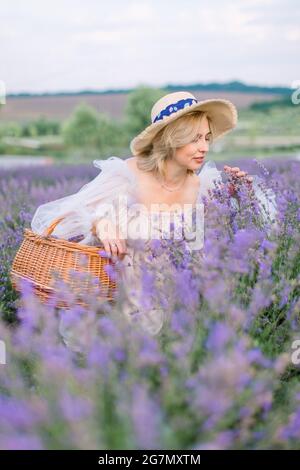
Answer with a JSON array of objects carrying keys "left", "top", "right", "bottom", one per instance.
[{"left": 136, "top": 111, "right": 214, "bottom": 178}]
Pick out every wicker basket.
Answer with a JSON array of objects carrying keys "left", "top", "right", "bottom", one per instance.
[{"left": 10, "top": 216, "right": 118, "bottom": 309}]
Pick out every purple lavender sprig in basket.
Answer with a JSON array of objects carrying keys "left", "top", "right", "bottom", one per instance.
[{"left": 67, "top": 234, "right": 85, "bottom": 243}]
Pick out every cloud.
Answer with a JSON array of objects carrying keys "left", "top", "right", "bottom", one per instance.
[{"left": 1, "top": 0, "right": 299, "bottom": 93}]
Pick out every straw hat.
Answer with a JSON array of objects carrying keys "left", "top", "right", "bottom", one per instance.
[{"left": 130, "top": 91, "right": 238, "bottom": 156}]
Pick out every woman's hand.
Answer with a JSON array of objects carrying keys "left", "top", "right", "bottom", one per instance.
[
  {"left": 96, "top": 217, "right": 127, "bottom": 260},
  {"left": 223, "top": 165, "right": 254, "bottom": 197}
]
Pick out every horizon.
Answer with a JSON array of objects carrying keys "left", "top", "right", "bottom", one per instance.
[{"left": 4, "top": 79, "right": 293, "bottom": 97}]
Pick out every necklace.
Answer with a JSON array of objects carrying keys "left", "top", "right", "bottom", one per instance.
[{"left": 156, "top": 171, "right": 188, "bottom": 192}]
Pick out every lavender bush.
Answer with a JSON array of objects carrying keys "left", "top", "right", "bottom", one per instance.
[{"left": 0, "top": 158, "right": 299, "bottom": 449}]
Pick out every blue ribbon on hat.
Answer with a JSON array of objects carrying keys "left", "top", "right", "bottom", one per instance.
[{"left": 153, "top": 97, "right": 198, "bottom": 123}]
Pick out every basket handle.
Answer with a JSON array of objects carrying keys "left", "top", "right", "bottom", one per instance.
[
  {"left": 42, "top": 215, "right": 66, "bottom": 237},
  {"left": 34, "top": 215, "right": 120, "bottom": 258}
]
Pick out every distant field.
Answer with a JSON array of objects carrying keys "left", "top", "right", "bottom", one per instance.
[{"left": 0, "top": 91, "right": 284, "bottom": 123}]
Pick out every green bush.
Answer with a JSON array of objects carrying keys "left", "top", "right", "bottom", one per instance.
[{"left": 123, "top": 85, "right": 165, "bottom": 139}]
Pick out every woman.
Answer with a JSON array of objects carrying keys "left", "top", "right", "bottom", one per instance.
[{"left": 31, "top": 91, "right": 278, "bottom": 338}]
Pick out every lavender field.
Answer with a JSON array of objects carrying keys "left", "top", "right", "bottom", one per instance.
[{"left": 0, "top": 157, "right": 300, "bottom": 450}]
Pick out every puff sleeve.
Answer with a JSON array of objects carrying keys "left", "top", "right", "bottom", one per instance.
[
  {"left": 31, "top": 156, "right": 136, "bottom": 245},
  {"left": 247, "top": 174, "right": 278, "bottom": 226}
]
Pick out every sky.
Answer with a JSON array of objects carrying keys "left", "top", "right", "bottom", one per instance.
[{"left": 1, "top": 0, "right": 299, "bottom": 94}]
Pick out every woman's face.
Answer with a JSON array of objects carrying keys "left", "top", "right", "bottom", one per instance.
[{"left": 174, "top": 115, "right": 212, "bottom": 171}]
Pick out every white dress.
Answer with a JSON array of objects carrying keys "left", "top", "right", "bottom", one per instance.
[{"left": 31, "top": 156, "right": 278, "bottom": 338}]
